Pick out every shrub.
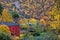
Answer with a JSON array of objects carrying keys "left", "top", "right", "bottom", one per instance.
[
  {"left": 24, "top": 31, "right": 58, "bottom": 40},
  {"left": 0, "top": 31, "right": 13, "bottom": 40},
  {"left": 0, "top": 24, "right": 11, "bottom": 35}
]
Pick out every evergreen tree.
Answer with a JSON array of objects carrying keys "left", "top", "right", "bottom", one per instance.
[{"left": 0, "top": 3, "right": 3, "bottom": 15}]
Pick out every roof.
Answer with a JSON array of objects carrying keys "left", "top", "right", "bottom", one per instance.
[{"left": 0, "top": 22, "right": 19, "bottom": 26}]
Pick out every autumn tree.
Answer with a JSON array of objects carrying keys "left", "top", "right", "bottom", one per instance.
[{"left": 1, "top": 9, "right": 14, "bottom": 22}]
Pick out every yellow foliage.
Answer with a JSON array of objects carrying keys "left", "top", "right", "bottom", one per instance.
[
  {"left": 23, "top": 18, "right": 28, "bottom": 23},
  {"left": 18, "top": 19, "right": 25, "bottom": 24},
  {"left": 5, "top": 2, "right": 12, "bottom": 7},
  {"left": 29, "top": 18, "right": 37, "bottom": 23},
  {"left": 0, "top": 24, "right": 11, "bottom": 35},
  {"left": 54, "top": 14, "right": 60, "bottom": 20},
  {"left": 46, "top": 11, "right": 52, "bottom": 15},
  {"left": 40, "top": 19, "right": 46, "bottom": 26},
  {"left": 20, "top": 33, "right": 25, "bottom": 38},
  {"left": 18, "top": 18, "right": 28, "bottom": 24},
  {"left": 14, "top": 36, "right": 20, "bottom": 40},
  {"left": 50, "top": 21, "right": 58, "bottom": 29},
  {"left": 1, "top": 9, "right": 14, "bottom": 22},
  {"left": 46, "top": 5, "right": 57, "bottom": 15}
]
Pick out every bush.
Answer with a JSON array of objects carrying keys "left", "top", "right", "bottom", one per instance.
[
  {"left": 24, "top": 31, "right": 58, "bottom": 40},
  {"left": 0, "top": 24, "right": 11, "bottom": 35},
  {"left": 0, "top": 32, "right": 13, "bottom": 40},
  {"left": 38, "top": 32, "right": 58, "bottom": 40}
]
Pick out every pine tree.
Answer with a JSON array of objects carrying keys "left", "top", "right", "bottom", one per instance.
[{"left": 0, "top": 3, "right": 3, "bottom": 15}]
